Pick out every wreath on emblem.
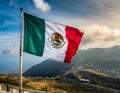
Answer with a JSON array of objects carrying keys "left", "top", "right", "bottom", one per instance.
[{"left": 48, "top": 32, "right": 66, "bottom": 49}]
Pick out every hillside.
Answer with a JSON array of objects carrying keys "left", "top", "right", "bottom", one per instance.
[
  {"left": 23, "top": 59, "right": 73, "bottom": 77},
  {"left": 23, "top": 46, "right": 120, "bottom": 77},
  {"left": 58, "top": 69, "right": 120, "bottom": 90},
  {"left": 1, "top": 69, "right": 120, "bottom": 93}
]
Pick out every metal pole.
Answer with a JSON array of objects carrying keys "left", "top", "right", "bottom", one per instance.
[{"left": 20, "top": 7, "right": 24, "bottom": 93}]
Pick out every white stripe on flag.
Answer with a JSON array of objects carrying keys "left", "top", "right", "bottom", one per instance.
[{"left": 42, "top": 21, "right": 68, "bottom": 62}]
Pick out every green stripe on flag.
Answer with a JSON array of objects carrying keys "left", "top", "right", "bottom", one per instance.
[{"left": 23, "top": 13, "right": 45, "bottom": 56}]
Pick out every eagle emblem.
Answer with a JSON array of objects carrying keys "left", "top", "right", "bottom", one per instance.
[{"left": 48, "top": 32, "right": 66, "bottom": 49}]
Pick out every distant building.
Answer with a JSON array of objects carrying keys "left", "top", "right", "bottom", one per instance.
[{"left": 79, "top": 79, "right": 90, "bottom": 83}]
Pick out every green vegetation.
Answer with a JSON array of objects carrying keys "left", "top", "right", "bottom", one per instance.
[
  {"left": 40, "top": 86, "right": 48, "bottom": 91},
  {"left": 1, "top": 69, "right": 120, "bottom": 93}
]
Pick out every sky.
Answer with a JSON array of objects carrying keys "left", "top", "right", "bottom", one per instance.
[{"left": 0, "top": 0, "right": 120, "bottom": 71}]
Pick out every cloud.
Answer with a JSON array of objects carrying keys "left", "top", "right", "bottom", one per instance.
[
  {"left": 53, "top": 0, "right": 120, "bottom": 29},
  {"left": 0, "top": 20, "right": 17, "bottom": 29},
  {"left": 9, "top": 0, "right": 18, "bottom": 7},
  {"left": 0, "top": 25, "right": 120, "bottom": 54},
  {"left": 79, "top": 24, "right": 120, "bottom": 49},
  {"left": 2, "top": 42, "right": 19, "bottom": 54},
  {"left": 0, "top": 31, "right": 19, "bottom": 54},
  {"left": 83, "top": 0, "right": 120, "bottom": 29},
  {"left": 25, "top": 0, "right": 120, "bottom": 29},
  {"left": 33, "top": 0, "right": 51, "bottom": 12}
]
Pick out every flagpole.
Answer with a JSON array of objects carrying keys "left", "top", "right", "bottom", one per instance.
[{"left": 20, "top": 7, "right": 24, "bottom": 93}]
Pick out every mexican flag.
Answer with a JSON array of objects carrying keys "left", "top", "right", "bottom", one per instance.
[{"left": 23, "top": 13, "right": 84, "bottom": 63}]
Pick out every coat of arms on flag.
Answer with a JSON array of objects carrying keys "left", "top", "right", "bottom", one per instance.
[
  {"left": 23, "top": 13, "right": 84, "bottom": 63},
  {"left": 48, "top": 32, "right": 66, "bottom": 49}
]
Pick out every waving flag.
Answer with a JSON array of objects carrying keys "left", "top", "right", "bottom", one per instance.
[{"left": 23, "top": 13, "right": 84, "bottom": 63}]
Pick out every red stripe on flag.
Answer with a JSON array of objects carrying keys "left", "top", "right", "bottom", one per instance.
[{"left": 64, "top": 26, "right": 84, "bottom": 63}]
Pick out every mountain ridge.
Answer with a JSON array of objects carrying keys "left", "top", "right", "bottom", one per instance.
[
  {"left": 1, "top": 69, "right": 120, "bottom": 93},
  {"left": 23, "top": 46, "right": 120, "bottom": 77}
]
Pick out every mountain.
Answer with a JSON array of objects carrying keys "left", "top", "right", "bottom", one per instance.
[
  {"left": 0, "top": 54, "right": 44, "bottom": 74},
  {"left": 57, "top": 69, "right": 120, "bottom": 91},
  {"left": 23, "top": 46, "right": 120, "bottom": 77},
  {"left": 1, "top": 69, "right": 120, "bottom": 93},
  {"left": 23, "top": 60, "right": 73, "bottom": 77}
]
